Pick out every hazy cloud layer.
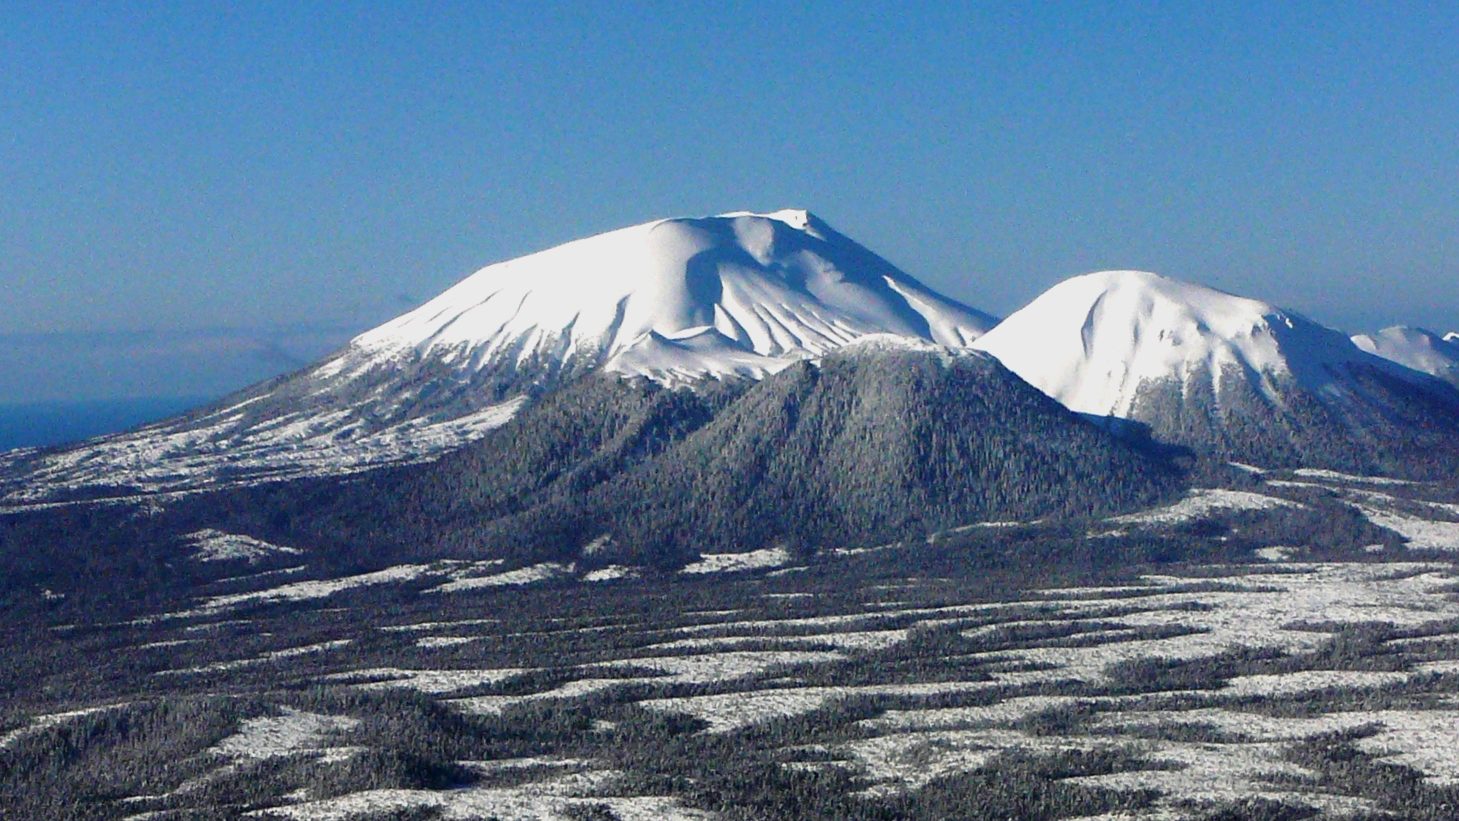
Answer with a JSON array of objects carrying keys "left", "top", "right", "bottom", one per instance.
[{"left": 0, "top": 326, "right": 357, "bottom": 406}]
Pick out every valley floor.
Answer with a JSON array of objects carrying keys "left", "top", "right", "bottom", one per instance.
[{"left": 5, "top": 469, "right": 1459, "bottom": 819}]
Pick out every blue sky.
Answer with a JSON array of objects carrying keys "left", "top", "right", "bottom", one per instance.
[{"left": 2, "top": 2, "right": 1456, "bottom": 405}]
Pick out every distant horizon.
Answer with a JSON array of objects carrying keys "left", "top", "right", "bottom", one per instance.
[{"left": 4, "top": 241, "right": 1456, "bottom": 452}]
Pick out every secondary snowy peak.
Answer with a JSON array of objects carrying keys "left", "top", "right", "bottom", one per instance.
[
  {"left": 1352, "top": 326, "right": 1459, "bottom": 388},
  {"left": 972, "top": 270, "right": 1459, "bottom": 475},
  {"left": 971, "top": 270, "right": 1364, "bottom": 419},
  {"left": 352, "top": 209, "right": 996, "bottom": 385}
]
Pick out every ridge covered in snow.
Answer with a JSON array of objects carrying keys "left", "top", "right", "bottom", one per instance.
[
  {"left": 349, "top": 209, "right": 995, "bottom": 386},
  {"left": 970, "top": 270, "right": 1459, "bottom": 474},
  {"left": 973, "top": 270, "right": 1384, "bottom": 419},
  {"left": 1353, "top": 326, "right": 1459, "bottom": 388}
]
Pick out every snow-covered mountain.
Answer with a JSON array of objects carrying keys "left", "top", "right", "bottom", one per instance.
[
  {"left": 0, "top": 210, "right": 995, "bottom": 504},
  {"left": 1353, "top": 326, "right": 1459, "bottom": 388},
  {"left": 354, "top": 209, "right": 995, "bottom": 385},
  {"left": 973, "top": 271, "right": 1459, "bottom": 474}
]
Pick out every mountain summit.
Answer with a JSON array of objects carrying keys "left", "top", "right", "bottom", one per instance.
[
  {"left": 352, "top": 209, "right": 995, "bottom": 386},
  {"left": 972, "top": 271, "right": 1369, "bottom": 419},
  {"left": 0, "top": 210, "right": 996, "bottom": 503},
  {"left": 973, "top": 270, "right": 1459, "bottom": 474}
]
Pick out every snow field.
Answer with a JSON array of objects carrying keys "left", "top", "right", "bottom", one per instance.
[
  {"left": 1110, "top": 488, "right": 1303, "bottom": 526},
  {"left": 253, "top": 766, "right": 713, "bottom": 820},
  {"left": 322, "top": 667, "right": 529, "bottom": 695},
  {"left": 680, "top": 546, "right": 792, "bottom": 574},
  {"left": 208, "top": 707, "right": 360, "bottom": 762},
  {"left": 187, "top": 529, "right": 303, "bottom": 563}
]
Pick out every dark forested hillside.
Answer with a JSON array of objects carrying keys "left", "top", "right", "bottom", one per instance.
[
  {"left": 1125, "top": 360, "right": 1459, "bottom": 479},
  {"left": 477, "top": 345, "right": 1183, "bottom": 564},
  {"left": 105, "top": 346, "right": 1180, "bottom": 574},
  {"left": 595, "top": 346, "right": 1179, "bottom": 561},
  {"left": 147, "top": 375, "right": 744, "bottom": 567}
]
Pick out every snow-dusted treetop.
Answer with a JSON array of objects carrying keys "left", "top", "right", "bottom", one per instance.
[
  {"left": 352, "top": 209, "right": 996, "bottom": 385},
  {"left": 971, "top": 270, "right": 1375, "bottom": 419},
  {"left": 1353, "top": 326, "right": 1459, "bottom": 387}
]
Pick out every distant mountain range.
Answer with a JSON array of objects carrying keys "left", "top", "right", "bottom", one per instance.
[{"left": 2, "top": 209, "right": 1457, "bottom": 563}]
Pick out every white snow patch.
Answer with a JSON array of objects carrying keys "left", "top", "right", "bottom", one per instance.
[
  {"left": 158, "top": 640, "right": 352, "bottom": 676},
  {"left": 209, "top": 707, "right": 360, "bottom": 761},
  {"left": 252, "top": 767, "right": 711, "bottom": 820},
  {"left": 415, "top": 636, "right": 479, "bottom": 649},
  {"left": 599, "top": 650, "right": 844, "bottom": 684},
  {"left": 1255, "top": 546, "right": 1300, "bottom": 562},
  {"left": 1293, "top": 468, "right": 1415, "bottom": 486},
  {"left": 1220, "top": 669, "right": 1412, "bottom": 697},
  {"left": 325, "top": 667, "right": 529, "bottom": 695},
  {"left": 184, "top": 564, "right": 440, "bottom": 615},
  {"left": 642, "top": 682, "right": 993, "bottom": 733},
  {"left": 1351, "top": 505, "right": 1459, "bottom": 551},
  {"left": 681, "top": 546, "right": 792, "bottom": 574},
  {"left": 187, "top": 529, "right": 303, "bottom": 563},
  {"left": 582, "top": 565, "right": 638, "bottom": 582},
  {"left": 430, "top": 562, "right": 572, "bottom": 593},
  {"left": 1111, "top": 488, "right": 1303, "bottom": 526}
]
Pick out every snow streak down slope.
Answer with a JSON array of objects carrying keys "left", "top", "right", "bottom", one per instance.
[
  {"left": 1353, "top": 327, "right": 1459, "bottom": 388},
  {"left": 973, "top": 271, "right": 1459, "bottom": 476},
  {"left": 0, "top": 210, "right": 995, "bottom": 505},
  {"left": 352, "top": 209, "right": 995, "bottom": 385}
]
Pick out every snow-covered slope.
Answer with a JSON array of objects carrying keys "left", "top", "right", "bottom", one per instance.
[
  {"left": 973, "top": 271, "right": 1459, "bottom": 474},
  {"left": 350, "top": 209, "right": 994, "bottom": 385},
  {"left": 1353, "top": 327, "right": 1459, "bottom": 388},
  {"left": 972, "top": 271, "right": 1367, "bottom": 418},
  {"left": 0, "top": 210, "right": 995, "bottom": 504}
]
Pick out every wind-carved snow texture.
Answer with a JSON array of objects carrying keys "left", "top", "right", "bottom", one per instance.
[
  {"left": 354, "top": 209, "right": 995, "bottom": 387},
  {"left": 0, "top": 210, "right": 998, "bottom": 508}
]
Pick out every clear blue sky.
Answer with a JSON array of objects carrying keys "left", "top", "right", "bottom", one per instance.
[{"left": 2, "top": 2, "right": 1456, "bottom": 404}]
